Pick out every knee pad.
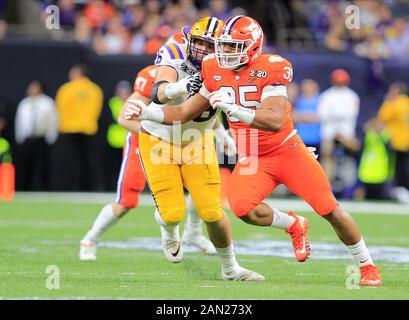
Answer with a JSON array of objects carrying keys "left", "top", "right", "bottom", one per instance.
[
  {"left": 192, "top": 195, "right": 223, "bottom": 222},
  {"left": 196, "top": 205, "right": 224, "bottom": 223},
  {"left": 188, "top": 183, "right": 223, "bottom": 222},
  {"left": 155, "top": 207, "right": 184, "bottom": 225}
]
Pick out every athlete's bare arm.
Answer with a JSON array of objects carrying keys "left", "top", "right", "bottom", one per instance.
[
  {"left": 209, "top": 89, "right": 288, "bottom": 132},
  {"left": 118, "top": 91, "right": 151, "bottom": 134},
  {"left": 160, "top": 92, "right": 211, "bottom": 124},
  {"left": 251, "top": 96, "right": 287, "bottom": 132}
]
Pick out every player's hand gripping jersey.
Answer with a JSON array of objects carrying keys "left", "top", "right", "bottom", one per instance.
[{"left": 200, "top": 53, "right": 295, "bottom": 156}]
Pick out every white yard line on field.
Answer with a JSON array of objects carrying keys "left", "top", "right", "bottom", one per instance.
[
  {"left": 13, "top": 192, "right": 409, "bottom": 215},
  {"left": 40, "top": 238, "right": 409, "bottom": 263}
]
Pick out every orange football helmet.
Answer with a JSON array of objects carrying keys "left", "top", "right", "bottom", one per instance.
[{"left": 215, "top": 15, "right": 263, "bottom": 69}]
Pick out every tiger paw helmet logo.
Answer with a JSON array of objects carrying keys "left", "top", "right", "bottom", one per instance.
[{"left": 243, "top": 21, "right": 262, "bottom": 42}]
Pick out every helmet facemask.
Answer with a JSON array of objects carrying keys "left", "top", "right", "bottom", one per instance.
[
  {"left": 215, "top": 36, "right": 254, "bottom": 69},
  {"left": 188, "top": 37, "right": 215, "bottom": 70}
]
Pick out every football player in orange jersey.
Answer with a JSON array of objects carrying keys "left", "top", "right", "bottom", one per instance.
[{"left": 124, "top": 16, "right": 382, "bottom": 287}]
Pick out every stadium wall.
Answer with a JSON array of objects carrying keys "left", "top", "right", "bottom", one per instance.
[{"left": 0, "top": 39, "right": 406, "bottom": 191}]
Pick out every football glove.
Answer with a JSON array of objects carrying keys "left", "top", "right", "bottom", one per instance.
[
  {"left": 124, "top": 99, "right": 147, "bottom": 121},
  {"left": 208, "top": 90, "right": 256, "bottom": 125},
  {"left": 214, "top": 126, "right": 237, "bottom": 157},
  {"left": 164, "top": 73, "right": 202, "bottom": 99},
  {"left": 208, "top": 90, "right": 235, "bottom": 113},
  {"left": 124, "top": 99, "right": 165, "bottom": 123}
]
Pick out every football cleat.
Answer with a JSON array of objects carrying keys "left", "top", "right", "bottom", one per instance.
[
  {"left": 222, "top": 266, "right": 265, "bottom": 281},
  {"left": 161, "top": 226, "right": 183, "bottom": 263},
  {"left": 360, "top": 264, "right": 382, "bottom": 287},
  {"left": 182, "top": 228, "right": 217, "bottom": 255},
  {"left": 79, "top": 240, "right": 97, "bottom": 260},
  {"left": 285, "top": 212, "right": 310, "bottom": 262}
]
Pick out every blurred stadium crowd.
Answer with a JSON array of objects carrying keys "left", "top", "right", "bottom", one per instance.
[
  {"left": 0, "top": 0, "right": 408, "bottom": 59},
  {"left": 0, "top": 0, "right": 408, "bottom": 203}
]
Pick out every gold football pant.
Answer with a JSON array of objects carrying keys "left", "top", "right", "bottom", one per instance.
[{"left": 139, "top": 131, "right": 223, "bottom": 224}]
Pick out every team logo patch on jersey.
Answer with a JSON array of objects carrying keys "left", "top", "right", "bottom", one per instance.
[
  {"left": 180, "top": 63, "right": 196, "bottom": 76},
  {"left": 249, "top": 70, "right": 267, "bottom": 78},
  {"left": 213, "top": 75, "right": 222, "bottom": 81}
]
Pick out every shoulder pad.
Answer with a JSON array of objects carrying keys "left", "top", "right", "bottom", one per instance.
[
  {"left": 161, "top": 43, "right": 186, "bottom": 60},
  {"left": 203, "top": 53, "right": 216, "bottom": 62}
]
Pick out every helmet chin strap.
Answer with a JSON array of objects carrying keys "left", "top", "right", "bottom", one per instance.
[
  {"left": 187, "top": 47, "right": 200, "bottom": 68},
  {"left": 192, "top": 59, "right": 202, "bottom": 70},
  {"left": 233, "top": 64, "right": 247, "bottom": 71},
  {"left": 189, "top": 44, "right": 212, "bottom": 70}
]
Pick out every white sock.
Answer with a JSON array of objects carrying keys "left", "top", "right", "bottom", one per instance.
[
  {"left": 155, "top": 208, "right": 180, "bottom": 240},
  {"left": 83, "top": 204, "right": 118, "bottom": 242},
  {"left": 155, "top": 207, "right": 180, "bottom": 240},
  {"left": 185, "top": 195, "right": 202, "bottom": 234},
  {"left": 347, "top": 238, "right": 374, "bottom": 267},
  {"left": 186, "top": 194, "right": 196, "bottom": 213},
  {"left": 155, "top": 207, "right": 166, "bottom": 226},
  {"left": 271, "top": 208, "right": 295, "bottom": 230},
  {"left": 160, "top": 224, "right": 180, "bottom": 240},
  {"left": 215, "top": 244, "right": 239, "bottom": 273}
]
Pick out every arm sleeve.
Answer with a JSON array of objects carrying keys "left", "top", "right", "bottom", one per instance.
[
  {"left": 199, "top": 83, "right": 210, "bottom": 98},
  {"left": 261, "top": 85, "right": 288, "bottom": 101}
]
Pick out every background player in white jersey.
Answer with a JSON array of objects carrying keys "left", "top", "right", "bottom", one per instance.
[{"left": 123, "top": 16, "right": 264, "bottom": 280}]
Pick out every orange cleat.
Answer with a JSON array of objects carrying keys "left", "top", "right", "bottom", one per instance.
[
  {"left": 285, "top": 212, "right": 310, "bottom": 262},
  {"left": 360, "top": 264, "right": 382, "bottom": 287}
]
